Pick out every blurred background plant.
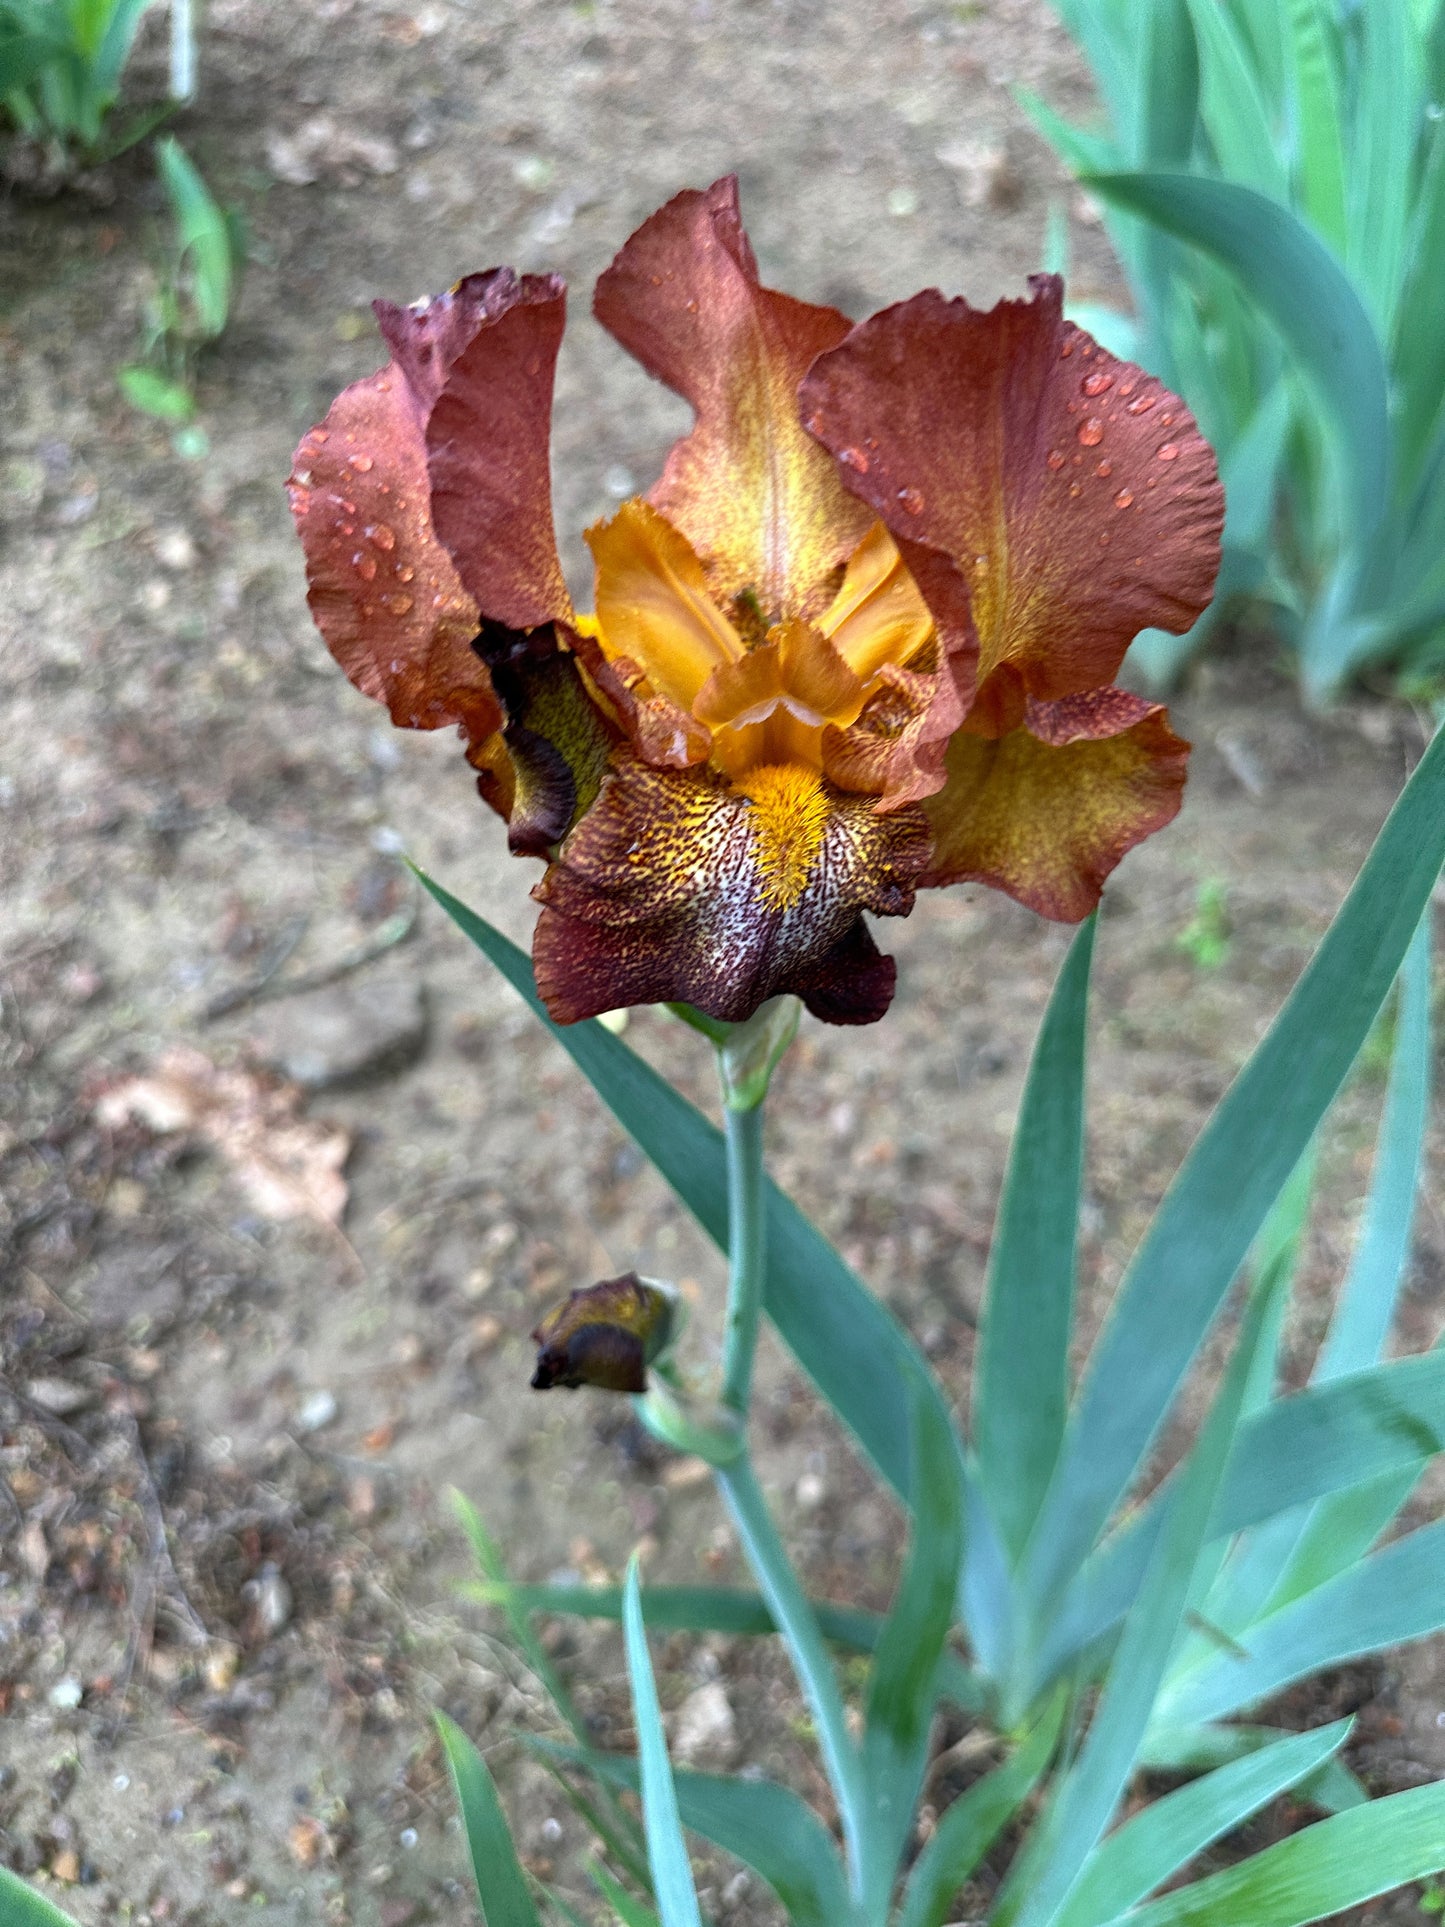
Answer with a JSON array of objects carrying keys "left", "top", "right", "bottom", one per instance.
[
  {"left": 117, "top": 133, "right": 243, "bottom": 448},
  {"left": 0, "top": 0, "right": 192, "bottom": 173},
  {"left": 1029, "top": 0, "right": 1445, "bottom": 700},
  {"left": 1, "top": 2, "right": 243, "bottom": 446}
]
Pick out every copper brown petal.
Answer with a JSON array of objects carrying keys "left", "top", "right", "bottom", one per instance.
[
  {"left": 424, "top": 273, "right": 573, "bottom": 631},
  {"left": 922, "top": 687, "right": 1190, "bottom": 919},
  {"left": 822, "top": 624, "right": 972, "bottom": 810},
  {"left": 800, "top": 276, "right": 1223, "bottom": 731},
  {"left": 593, "top": 176, "right": 872, "bottom": 620},
  {"left": 289, "top": 371, "right": 497, "bottom": 752},
  {"left": 531, "top": 762, "right": 929, "bottom": 1025}
]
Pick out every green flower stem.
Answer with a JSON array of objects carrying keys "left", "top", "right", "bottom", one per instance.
[
  {"left": 716, "top": 1456, "right": 868, "bottom": 1903},
  {"left": 719, "top": 1098, "right": 767, "bottom": 1416}
]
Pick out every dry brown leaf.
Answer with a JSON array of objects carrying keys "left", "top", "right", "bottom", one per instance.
[{"left": 94, "top": 1045, "right": 350, "bottom": 1224}]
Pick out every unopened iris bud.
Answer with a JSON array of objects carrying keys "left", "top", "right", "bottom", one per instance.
[{"left": 530, "top": 1273, "right": 676, "bottom": 1393}]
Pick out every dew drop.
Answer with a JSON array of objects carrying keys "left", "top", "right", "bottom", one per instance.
[
  {"left": 1118, "top": 379, "right": 1136, "bottom": 398},
  {"left": 383, "top": 592, "right": 414, "bottom": 616},
  {"left": 312, "top": 426, "right": 330, "bottom": 443},
  {"left": 368, "top": 522, "right": 397, "bottom": 551},
  {"left": 349, "top": 452, "right": 374, "bottom": 472},
  {"left": 972, "top": 553, "right": 989, "bottom": 574},
  {"left": 896, "top": 485, "right": 925, "bottom": 515},
  {"left": 1113, "top": 488, "right": 1134, "bottom": 509},
  {"left": 354, "top": 554, "right": 378, "bottom": 581},
  {"left": 1096, "top": 459, "right": 1113, "bottom": 478},
  {"left": 1098, "top": 532, "right": 1111, "bottom": 548},
  {"left": 685, "top": 298, "right": 699, "bottom": 314},
  {"left": 1157, "top": 442, "right": 1180, "bottom": 462},
  {"left": 839, "top": 445, "right": 870, "bottom": 473},
  {"left": 1068, "top": 482, "right": 1082, "bottom": 499},
  {"left": 1082, "top": 372, "right": 1113, "bottom": 397},
  {"left": 1046, "top": 449, "right": 1066, "bottom": 471},
  {"left": 389, "top": 657, "right": 403, "bottom": 674},
  {"left": 1078, "top": 418, "right": 1104, "bottom": 447},
  {"left": 397, "top": 565, "right": 415, "bottom": 582},
  {"left": 1060, "top": 339, "right": 1074, "bottom": 358},
  {"left": 341, "top": 499, "right": 358, "bottom": 515},
  {"left": 1160, "top": 413, "right": 1175, "bottom": 427},
  {"left": 1126, "top": 395, "right": 1156, "bottom": 415}
]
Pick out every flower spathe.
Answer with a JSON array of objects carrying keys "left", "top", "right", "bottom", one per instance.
[{"left": 290, "top": 178, "right": 1223, "bottom": 1028}]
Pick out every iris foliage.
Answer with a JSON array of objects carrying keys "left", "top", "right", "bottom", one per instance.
[
  {"left": 393, "top": 723, "right": 1445, "bottom": 1925},
  {"left": 1031, "top": 0, "right": 1445, "bottom": 697},
  {"left": 0, "top": 0, "right": 184, "bottom": 163}
]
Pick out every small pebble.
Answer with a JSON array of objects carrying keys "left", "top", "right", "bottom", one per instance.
[{"left": 297, "top": 1389, "right": 339, "bottom": 1432}]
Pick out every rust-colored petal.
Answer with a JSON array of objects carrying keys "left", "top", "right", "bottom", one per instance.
[
  {"left": 594, "top": 177, "right": 872, "bottom": 619},
  {"left": 532, "top": 760, "right": 929, "bottom": 1025},
  {"left": 822, "top": 625, "right": 971, "bottom": 811},
  {"left": 423, "top": 272, "right": 573, "bottom": 631},
  {"left": 587, "top": 499, "right": 744, "bottom": 712},
  {"left": 289, "top": 371, "right": 496, "bottom": 752},
  {"left": 921, "top": 687, "right": 1189, "bottom": 919},
  {"left": 800, "top": 276, "right": 1223, "bottom": 727}
]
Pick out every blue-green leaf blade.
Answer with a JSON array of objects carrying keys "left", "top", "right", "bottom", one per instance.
[
  {"left": 1162, "top": 1518, "right": 1445, "bottom": 1726},
  {"left": 1025, "top": 726, "right": 1445, "bottom": 1607},
  {"left": 623, "top": 1558, "right": 703, "bottom": 1927},
  {"left": 434, "top": 1713, "right": 542, "bottom": 1927},
  {"left": 1055, "top": 1719, "right": 1352, "bottom": 1927},
  {"left": 1001, "top": 1263, "right": 1288, "bottom": 1927},
  {"left": 897, "top": 1709, "right": 1061, "bottom": 1927},
  {"left": 0, "top": 1868, "right": 83, "bottom": 1927},
  {"left": 578, "top": 1751, "right": 852, "bottom": 1927},
  {"left": 862, "top": 1376, "right": 968, "bottom": 1896},
  {"left": 976, "top": 917, "right": 1093, "bottom": 1556},
  {"left": 1114, "top": 1780, "right": 1445, "bottom": 1926},
  {"left": 1080, "top": 171, "right": 1390, "bottom": 541}
]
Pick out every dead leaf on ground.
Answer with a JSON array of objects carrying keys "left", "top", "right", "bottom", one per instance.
[{"left": 94, "top": 1045, "right": 350, "bottom": 1224}]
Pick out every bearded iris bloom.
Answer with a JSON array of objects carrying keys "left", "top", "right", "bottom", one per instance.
[{"left": 289, "top": 178, "right": 1222, "bottom": 1028}]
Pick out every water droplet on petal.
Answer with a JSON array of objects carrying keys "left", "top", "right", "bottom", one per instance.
[
  {"left": 1160, "top": 413, "right": 1175, "bottom": 427},
  {"left": 1082, "top": 372, "right": 1113, "bottom": 397},
  {"left": 1078, "top": 418, "right": 1104, "bottom": 447},
  {"left": 349, "top": 452, "right": 374, "bottom": 472},
  {"left": 382, "top": 592, "right": 414, "bottom": 615},
  {"left": 1060, "top": 339, "right": 1074, "bottom": 358},
  {"left": 1098, "top": 532, "right": 1111, "bottom": 548},
  {"left": 1046, "top": 449, "right": 1066, "bottom": 471},
  {"left": 1068, "top": 482, "right": 1082, "bottom": 499},
  {"left": 896, "top": 485, "right": 925, "bottom": 515},
  {"left": 1113, "top": 488, "right": 1134, "bottom": 509},
  {"left": 354, "top": 553, "right": 378, "bottom": 581},
  {"left": 839, "top": 445, "right": 870, "bottom": 472},
  {"left": 1157, "top": 442, "right": 1180, "bottom": 462},
  {"left": 1118, "top": 379, "right": 1136, "bottom": 398},
  {"left": 1096, "top": 459, "right": 1112, "bottom": 478},
  {"left": 397, "top": 565, "right": 415, "bottom": 582},
  {"left": 368, "top": 522, "right": 396, "bottom": 550},
  {"left": 1127, "top": 394, "right": 1156, "bottom": 415},
  {"left": 312, "top": 426, "right": 329, "bottom": 443}
]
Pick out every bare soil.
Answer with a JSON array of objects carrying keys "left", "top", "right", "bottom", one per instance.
[{"left": 2, "top": 2, "right": 1442, "bottom": 1923}]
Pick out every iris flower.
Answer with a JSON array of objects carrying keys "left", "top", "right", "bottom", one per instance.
[{"left": 289, "top": 177, "right": 1222, "bottom": 1027}]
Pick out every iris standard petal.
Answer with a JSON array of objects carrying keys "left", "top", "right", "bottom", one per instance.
[
  {"left": 422, "top": 271, "right": 574, "bottom": 631},
  {"left": 593, "top": 176, "right": 872, "bottom": 621},
  {"left": 801, "top": 275, "right": 1223, "bottom": 732}
]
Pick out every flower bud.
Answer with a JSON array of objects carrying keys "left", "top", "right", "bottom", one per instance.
[{"left": 530, "top": 1273, "right": 676, "bottom": 1393}]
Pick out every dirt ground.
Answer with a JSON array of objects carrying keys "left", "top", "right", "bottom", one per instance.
[{"left": 2, "top": 1, "right": 1444, "bottom": 1922}]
